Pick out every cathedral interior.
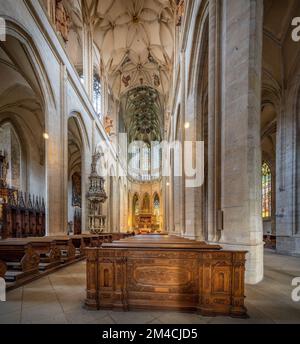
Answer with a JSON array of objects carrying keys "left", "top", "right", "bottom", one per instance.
[{"left": 1, "top": 0, "right": 300, "bottom": 324}]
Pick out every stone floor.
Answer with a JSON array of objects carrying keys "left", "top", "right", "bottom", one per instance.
[{"left": 1, "top": 250, "right": 300, "bottom": 324}]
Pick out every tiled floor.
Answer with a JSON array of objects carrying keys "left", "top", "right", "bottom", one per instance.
[{"left": 1, "top": 250, "right": 300, "bottom": 324}]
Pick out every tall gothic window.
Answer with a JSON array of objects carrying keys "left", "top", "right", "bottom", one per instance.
[
  {"left": 153, "top": 193, "right": 160, "bottom": 217},
  {"left": 0, "top": 123, "right": 22, "bottom": 190},
  {"left": 93, "top": 74, "right": 102, "bottom": 120},
  {"left": 141, "top": 144, "right": 150, "bottom": 179},
  {"left": 79, "top": 73, "right": 84, "bottom": 85},
  {"left": 151, "top": 142, "right": 160, "bottom": 179},
  {"left": 128, "top": 141, "right": 161, "bottom": 182},
  {"left": 262, "top": 162, "right": 272, "bottom": 219}
]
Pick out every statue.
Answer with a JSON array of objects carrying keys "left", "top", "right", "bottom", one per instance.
[
  {"left": 104, "top": 116, "right": 113, "bottom": 136},
  {"left": 153, "top": 74, "right": 160, "bottom": 87},
  {"left": 72, "top": 172, "right": 81, "bottom": 207},
  {"left": 55, "top": 0, "right": 71, "bottom": 42},
  {"left": 176, "top": 0, "right": 185, "bottom": 27},
  {"left": 0, "top": 151, "right": 9, "bottom": 188},
  {"left": 122, "top": 74, "right": 131, "bottom": 87}
]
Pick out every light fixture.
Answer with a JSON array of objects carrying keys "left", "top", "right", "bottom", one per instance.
[
  {"left": 166, "top": 182, "right": 170, "bottom": 186},
  {"left": 184, "top": 122, "right": 190, "bottom": 129},
  {"left": 43, "top": 133, "right": 49, "bottom": 140}
]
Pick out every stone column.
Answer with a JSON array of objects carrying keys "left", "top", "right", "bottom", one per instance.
[
  {"left": 46, "top": 63, "right": 68, "bottom": 235},
  {"left": 169, "top": 142, "right": 175, "bottom": 233},
  {"left": 82, "top": 24, "right": 93, "bottom": 99},
  {"left": 276, "top": 77, "right": 300, "bottom": 255},
  {"left": 218, "top": 0, "right": 264, "bottom": 284},
  {"left": 207, "top": 0, "right": 222, "bottom": 242},
  {"left": 180, "top": 51, "right": 186, "bottom": 237},
  {"left": 162, "top": 177, "right": 168, "bottom": 232}
]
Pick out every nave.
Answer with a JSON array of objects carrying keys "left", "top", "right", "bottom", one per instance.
[
  {"left": 1, "top": 251, "right": 300, "bottom": 324},
  {"left": 1, "top": 0, "right": 300, "bottom": 326}
]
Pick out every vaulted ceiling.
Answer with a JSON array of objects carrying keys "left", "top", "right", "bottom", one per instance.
[
  {"left": 65, "top": 0, "right": 175, "bottom": 143},
  {"left": 120, "top": 86, "right": 163, "bottom": 143},
  {"left": 65, "top": 0, "right": 175, "bottom": 98},
  {"left": 83, "top": 0, "right": 175, "bottom": 98}
]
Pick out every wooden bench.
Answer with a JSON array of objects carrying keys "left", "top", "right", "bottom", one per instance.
[
  {"left": 0, "top": 259, "right": 7, "bottom": 279},
  {"left": 101, "top": 233, "right": 134, "bottom": 242},
  {"left": 69, "top": 235, "right": 87, "bottom": 257},
  {"left": 82, "top": 234, "right": 111, "bottom": 247},
  {"left": 72, "top": 234, "right": 105, "bottom": 253},
  {"left": 1, "top": 238, "right": 61, "bottom": 271},
  {"left": 26, "top": 237, "right": 61, "bottom": 270},
  {"left": 48, "top": 236, "right": 76, "bottom": 262},
  {"left": 0, "top": 241, "right": 40, "bottom": 282},
  {"left": 98, "top": 234, "right": 113, "bottom": 244},
  {"left": 80, "top": 234, "right": 99, "bottom": 248}
]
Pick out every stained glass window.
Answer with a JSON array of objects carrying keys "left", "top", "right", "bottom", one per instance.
[
  {"left": 128, "top": 142, "right": 161, "bottom": 181},
  {"left": 141, "top": 145, "right": 150, "bottom": 176},
  {"left": 154, "top": 194, "right": 160, "bottom": 217},
  {"left": 93, "top": 74, "right": 102, "bottom": 120},
  {"left": 133, "top": 196, "right": 139, "bottom": 215},
  {"left": 262, "top": 162, "right": 272, "bottom": 219},
  {"left": 80, "top": 74, "right": 84, "bottom": 85}
]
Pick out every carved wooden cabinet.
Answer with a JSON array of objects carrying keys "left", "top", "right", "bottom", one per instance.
[{"left": 85, "top": 235, "right": 247, "bottom": 317}]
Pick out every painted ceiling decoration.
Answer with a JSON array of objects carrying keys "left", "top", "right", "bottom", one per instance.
[
  {"left": 84, "top": 0, "right": 175, "bottom": 98},
  {"left": 121, "top": 86, "right": 163, "bottom": 143}
]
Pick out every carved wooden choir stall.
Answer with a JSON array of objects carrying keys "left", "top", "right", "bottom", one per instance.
[
  {"left": 0, "top": 146, "right": 45, "bottom": 240},
  {"left": 86, "top": 234, "right": 247, "bottom": 318},
  {"left": 0, "top": 189, "right": 46, "bottom": 239}
]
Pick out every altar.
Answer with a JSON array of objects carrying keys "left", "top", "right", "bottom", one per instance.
[{"left": 85, "top": 234, "right": 247, "bottom": 317}]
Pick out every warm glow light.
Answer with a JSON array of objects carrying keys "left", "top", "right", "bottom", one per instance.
[
  {"left": 184, "top": 122, "right": 190, "bottom": 129},
  {"left": 43, "top": 133, "right": 49, "bottom": 140},
  {"left": 166, "top": 182, "right": 170, "bottom": 186}
]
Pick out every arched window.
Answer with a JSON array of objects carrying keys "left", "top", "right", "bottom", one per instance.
[
  {"left": 93, "top": 74, "right": 102, "bottom": 120},
  {"left": 132, "top": 194, "right": 139, "bottom": 228},
  {"left": 0, "top": 123, "right": 22, "bottom": 190},
  {"left": 79, "top": 73, "right": 84, "bottom": 85},
  {"left": 151, "top": 142, "right": 160, "bottom": 179},
  {"left": 141, "top": 144, "right": 150, "bottom": 178},
  {"left": 133, "top": 194, "right": 139, "bottom": 215},
  {"left": 142, "top": 193, "right": 150, "bottom": 212},
  {"left": 262, "top": 162, "right": 272, "bottom": 219},
  {"left": 128, "top": 141, "right": 161, "bottom": 182},
  {"left": 153, "top": 193, "right": 160, "bottom": 217}
]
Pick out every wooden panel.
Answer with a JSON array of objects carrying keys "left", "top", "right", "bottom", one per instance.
[{"left": 85, "top": 235, "right": 247, "bottom": 317}]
